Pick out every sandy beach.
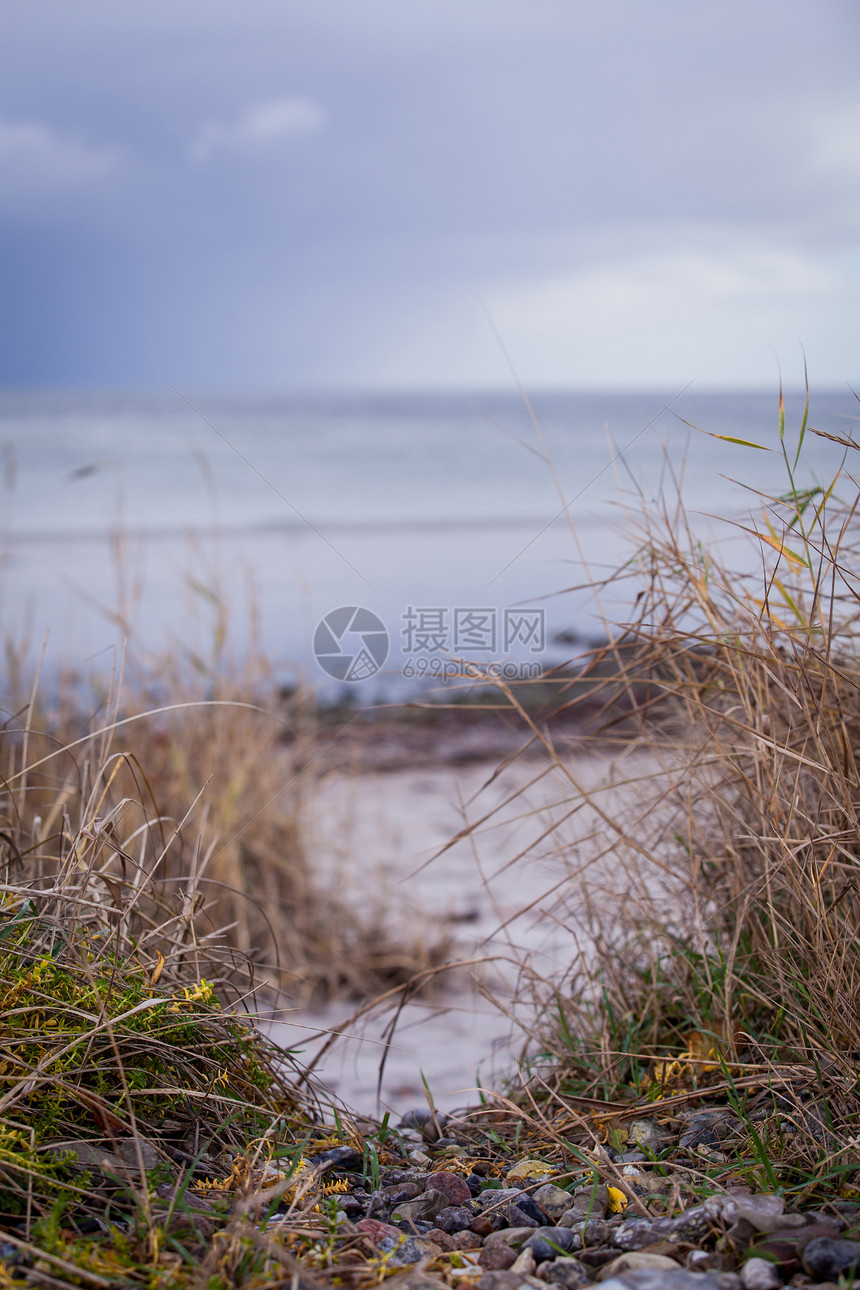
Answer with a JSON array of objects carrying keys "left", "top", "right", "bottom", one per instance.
[{"left": 264, "top": 743, "right": 667, "bottom": 1115}]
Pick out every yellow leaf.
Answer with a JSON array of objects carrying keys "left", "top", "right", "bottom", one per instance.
[
  {"left": 607, "top": 1186, "right": 628, "bottom": 1213},
  {"left": 760, "top": 532, "right": 806, "bottom": 567},
  {"left": 149, "top": 951, "right": 165, "bottom": 987}
]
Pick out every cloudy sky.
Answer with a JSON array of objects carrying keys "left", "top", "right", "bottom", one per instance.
[{"left": 1, "top": 0, "right": 858, "bottom": 390}]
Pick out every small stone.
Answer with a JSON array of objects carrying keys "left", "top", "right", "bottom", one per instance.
[
  {"left": 436, "top": 1206, "right": 475, "bottom": 1233},
  {"left": 510, "top": 1247, "right": 537, "bottom": 1276},
  {"left": 567, "top": 1184, "right": 610, "bottom": 1220},
  {"left": 391, "top": 1276, "right": 451, "bottom": 1290},
  {"left": 116, "top": 1138, "right": 160, "bottom": 1171},
  {"left": 802, "top": 1236, "right": 860, "bottom": 1280},
  {"left": 386, "top": 1183, "right": 422, "bottom": 1202},
  {"left": 476, "top": 1188, "right": 530, "bottom": 1212},
  {"left": 533, "top": 1185, "right": 575, "bottom": 1221},
  {"left": 576, "top": 1248, "right": 623, "bottom": 1270},
  {"left": 484, "top": 1228, "right": 542, "bottom": 1249},
  {"left": 509, "top": 1195, "right": 549, "bottom": 1228},
  {"left": 393, "top": 1188, "right": 448, "bottom": 1224},
  {"left": 384, "top": 1235, "right": 444, "bottom": 1266},
  {"left": 753, "top": 1221, "right": 841, "bottom": 1272},
  {"left": 739, "top": 1258, "right": 781, "bottom": 1290},
  {"left": 356, "top": 1217, "right": 404, "bottom": 1244},
  {"left": 398, "top": 1110, "right": 450, "bottom": 1143},
  {"left": 687, "top": 1250, "right": 730, "bottom": 1273},
  {"left": 628, "top": 1118, "right": 673, "bottom": 1154},
  {"left": 598, "top": 1272, "right": 731, "bottom": 1290},
  {"left": 613, "top": 1197, "right": 727, "bottom": 1251},
  {"left": 470, "top": 1214, "right": 499, "bottom": 1237},
  {"left": 50, "top": 1141, "right": 127, "bottom": 1177},
  {"left": 506, "top": 1159, "right": 557, "bottom": 1183},
  {"left": 670, "top": 1197, "right": 730, "bottom": 1243},
  {"left": 477, "top": 1274, "right": 531, "bottom": 1290},
  {"left": 450, "top": 1231, "right": 483, "bottom": 1251},
  {"left": 409, "top": 1149, "right": 433, "bottom": 1167},
  {"left": 310, "top": 1145, "right": 365, "bottom": 1172},
  {"left": 480, "top": 1244, "right": 519, "bottom": 1271},
  {"left": 597, "top": 1251, "right": 682, "bottom": 1280},
  {"left": 560, "top": 1218, "right": 617, "bottom": 1248},
  {"left": 678, "top": 1109, "right": 741, "bottom": 1151},
  {"left": 540, "top": 1258, "right": 592, "bottom": 1288},
  {"left": 425, "top": 1229, "right": 455, "bottom": 1252},
  {"left": 732, "top": 1195, "right": 787, "bottom": 1234},
  {"left": 523, "top": 1228, "right": 576, "bottom": 1262},
  {"left": 429, "top": 1169, "right": 472, "bottom": 1205},
  {"left": 337, "top": 1194, "right": 365, "bottom": 1220}
]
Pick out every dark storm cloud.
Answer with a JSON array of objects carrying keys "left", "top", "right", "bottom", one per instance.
[{"left": 0, "top": 0, "right": 858, "bottom": 387}]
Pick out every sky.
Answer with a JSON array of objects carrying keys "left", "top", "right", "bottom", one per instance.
[{"left": 1, "top": 0, "right": 858, "bottom": 392}]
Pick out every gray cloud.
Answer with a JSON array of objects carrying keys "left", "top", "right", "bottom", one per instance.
[{"left": 0, "top": 0, "right": 858, "bottom": 387}]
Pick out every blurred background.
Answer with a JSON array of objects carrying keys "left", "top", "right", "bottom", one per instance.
[
  {"left": 2, "top": 0, "right": 859, "bottom": 1116},
  {"left": 0, "top": 0, "right": 858, "bottom": 684}
]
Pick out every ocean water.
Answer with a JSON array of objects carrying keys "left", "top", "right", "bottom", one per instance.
[{"left": 0, "top": 386, "right": 855, "bottom": 698}]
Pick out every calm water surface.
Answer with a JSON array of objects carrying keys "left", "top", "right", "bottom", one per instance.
[{"left": 0, "top": 387, "right": 854, "bottom": 697}]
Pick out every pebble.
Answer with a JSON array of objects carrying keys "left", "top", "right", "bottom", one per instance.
[
  {"left": 471, "top": 1213, "right": 503, "bottom": 1236},
  {"left": 802, "top": 1236, "right": 860, "bottom": 1280},
  {"left": 533, "top": 1184, "right": 575, "bottom": 1220},
  {"left": 394, "top": 1277, "right": 452, "bottom": 1290},
  {"left": 509, "top": 1195, "right": 549, "bottom": 1228},
  {"left": 509, "top": 1246, "right": 537, "bottom": 1276},
  {"left": 476, "top": 1188, "right": 530, "bottom": 1212},
  {"left": 560, "top": 1218, "right": 618, "bottom": 1248},
  {"left": 356, "top": 1218, "right": 403, "bottom": 1244},
  {"left": 738, "top": 1258, "right": 781, "bottom": 1290},
  {"left": 522, "top": 1228, "right": 576, "bottom": 1262},
  {"left": 598, "top": 1272, "right": 736, "bottom": 1289},
  {"left": 450, "top": 1230, "right": 483, "bottom": 1251},
  {"left": 382, "top": 1235, "right": 444, "bottom": 1266},
  {"left": 506, "top": 1159, "right": 557, "bottom": 1183},
  {"left": 477, "top": 1273, "right": 539, "bottom": 1290},
  {"left": 566, "top": 1184, "right": 610, "bottom": 1220},
  {"left": 429, "top": 1169, "right": 473, "bottom": 1206},
  {"left": 541, "top": 1257, "right": 592, "bottom": 1288},
  {"left": 730, "top": 1194, "right": 788, "bottom": 1234},
  {"left": 597, "top": 1252, "right": 682, "bottom": 1280},
  {"left": 397, "top": 1110, "right": 450, "bottom": 1143},
  {"left": 436, "top": 1205, "right": 475, "bottom": 1233},
  {"left": 480, "top": 1243, "right": 519, "bottom": 1271},
  {"left": 749, "top": 1220, "right": 840, "bottom": 1271},
  {"left": 686, "top": 1251, "right": 730, "bottom": 1273},
  {"left": 310, "top": 1145, "right": 364, "bottom": 1172},
  {"left": 393, "top": 1188, "right": 449, "bottom": 1224},
  {"left": 484, "top": 1227, "right": 542, "bottom": 1249},
  {"left": 627, "top": 1118, "right": 673, "bottom": 1154}
]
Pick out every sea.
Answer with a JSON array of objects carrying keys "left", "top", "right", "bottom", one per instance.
[{"left": 0, "top": 386, "right": 856, "bottom": 702}]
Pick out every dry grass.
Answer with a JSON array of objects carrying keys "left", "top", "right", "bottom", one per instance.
[{"left": 441, "top": 387, "right": 860, "bottom": 1197}]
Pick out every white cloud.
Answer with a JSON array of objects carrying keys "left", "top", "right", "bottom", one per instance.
[
  {"left": 488, "top": 247, "right": 834, "bottom": 338},
  {"left": 0, "top": 119, "right": 119, "bottom": 200},
  {"left": 191, "top": 96, "right": 326, "bottom": 163},
  {"left": 355, "top": 238, "right": 843, "bottom": 389}
]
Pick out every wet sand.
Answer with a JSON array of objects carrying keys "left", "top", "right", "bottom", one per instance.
[{"left": 263, "top": 744, "right": 666, "bottom": 1116}]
